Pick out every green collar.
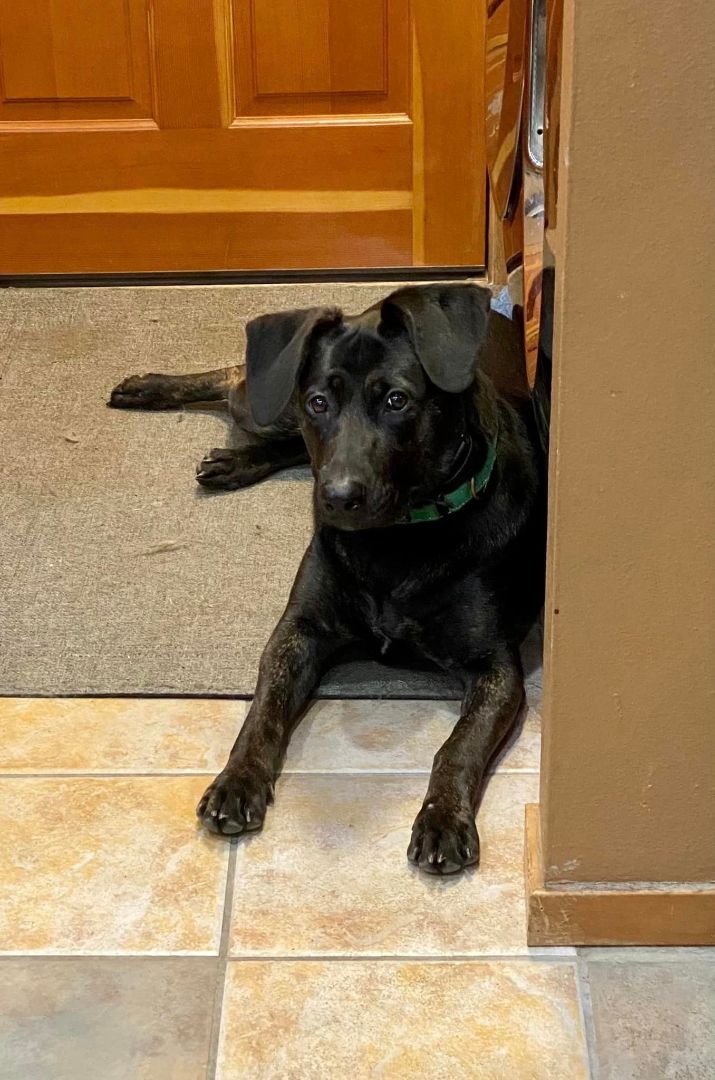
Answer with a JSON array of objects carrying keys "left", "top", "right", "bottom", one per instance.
[{"left": 404, "top": 435, "right": 498, "bottom": 524}]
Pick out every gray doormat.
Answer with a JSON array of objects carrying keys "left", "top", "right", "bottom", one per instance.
[{"left": 0, "top": 285, "right": 541, "bottom": 700}]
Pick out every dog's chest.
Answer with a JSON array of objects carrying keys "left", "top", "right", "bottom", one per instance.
[{"left": 364, "top": 597, "right": 422, "bottom": 656}]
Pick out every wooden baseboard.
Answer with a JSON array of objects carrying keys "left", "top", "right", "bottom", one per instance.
[{"left": 525, "top": 804, "right": 715, "bottom": 946}]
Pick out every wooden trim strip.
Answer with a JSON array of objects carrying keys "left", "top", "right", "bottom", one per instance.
[
  {"left": 228, "top": 113, "right": 411, "bottom": 128},
  {"left": 526, "top": 804, "right": 715, "bottom": 946},
  {"left": 410, "top": 21, "right": 426, "bottom": 264},
  {"left": 0, "top": 119, "right": 159, "bottom": 133},
  {"left": 0, "top": 189, "right": 413, "bottom": 216}
]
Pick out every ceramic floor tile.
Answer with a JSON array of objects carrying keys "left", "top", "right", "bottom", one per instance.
[
  {"left": 217, "top": 959, "right": 588, "bottom": 1080},
  {"left": 285, "top": 698, "right": 541, "bottom": 773},
  {"left": 0, "top": 777, "right": 228, "bottom": 954},
  {"left": 583, "top": 952, "right": 715, "bottom": 1080},
  {"left": 0, "top": 957, "right": 218, "bottom": 1080},
  {"left": 0, "top": 696, "right": 539, "bottom": 775},
  {"left": 0, "top": 697, "right": 248, "bottom": 774},
  {"left": 580, "top": 946, "right": 715, "bottom": 962},
  {"left": 229, "top": 772, "right": 542, "bottom": 957}
]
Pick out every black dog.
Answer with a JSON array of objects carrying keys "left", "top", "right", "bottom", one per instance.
[{"left": 110, "top": 284, "right": 546, "bottom": 875}]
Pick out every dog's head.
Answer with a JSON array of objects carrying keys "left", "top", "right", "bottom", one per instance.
[{"left": 245, "top": 284, "right": 496, "bottom": 530}]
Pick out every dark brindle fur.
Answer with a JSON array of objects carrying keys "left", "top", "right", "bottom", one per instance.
[{"left": 110, "top": 284, "right": 546, "bottom": 875}]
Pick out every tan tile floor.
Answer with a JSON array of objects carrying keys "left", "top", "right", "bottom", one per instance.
[
  {"left": 228, "top": 773, "right": 541, "bottom": 958},
  {"left": 1, "top": 690, "right": 712, "bottom": 1078}
]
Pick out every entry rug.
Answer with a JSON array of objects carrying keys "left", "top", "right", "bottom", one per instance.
[{"left": 0, "top": 285, "right": 540, "bottom": 699}]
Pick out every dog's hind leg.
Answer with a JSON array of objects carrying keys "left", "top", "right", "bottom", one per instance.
[
  {"left": 196, "top": 433, "right": 308, "bottom": 490},
  {"left": 109, "top": 366, "right": 236, "bottom": 409},
  {"left": 191, "top": 366, "right": 307, "bottom": 489},
  {"left": 192, "top": 365, "right": 307, "bottom": 489}
]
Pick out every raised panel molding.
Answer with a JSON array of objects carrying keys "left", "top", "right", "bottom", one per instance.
[
  {"left": 0, "top": 0, "right": 155, "bottom": 123},
  {"left": 231, "top": 0, "right": 408, "bottom": 120},
  {"left": 250, "top": 0, "right": 386, "bottom": 97},
  {"left": 0, "top": 0, "right": 133, "bottom": 102}
]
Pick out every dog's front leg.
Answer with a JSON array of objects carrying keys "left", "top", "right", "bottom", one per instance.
[
  {"left": 408, "top": 647, "right": 524, "bottom": 875},
  {"left": 197, "top": 600, "right": 344, "bottom": 837}
]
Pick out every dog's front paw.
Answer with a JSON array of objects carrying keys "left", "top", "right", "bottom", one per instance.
[
  {"left": 407, "top": 801, "right": 479, "bottom": 875},
  {"left": 196, "top": 765, "right": 274, "bottom": 837}
]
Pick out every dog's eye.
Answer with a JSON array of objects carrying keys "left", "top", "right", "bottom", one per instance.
[
  {"left": 386, "top": 390, "right": 408, "bottom": 411},
  {"left": 308, "top": 394, "right": 329, "bottom": 415}
]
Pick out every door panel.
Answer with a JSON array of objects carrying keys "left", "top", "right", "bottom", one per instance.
[
  {"left": 232, "top": 0, "right": 408, "bottom": 118},
  {"left": 0, "top": 0, "right": 154, "bottom": 123},
  {"left": 250, "top": 1, "right": 386, "bottom": 95},
  {"left": 1, "top": 209, "right": 412, "bottom": 271},
  {"left": 0, "top": 0, "right": 486, "bottom": 273}
]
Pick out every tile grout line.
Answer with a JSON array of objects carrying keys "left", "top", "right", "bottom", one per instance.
[
  {"left": 0, "top": 767, "right": 540, "bottom": 779},
  {"left": 205, "top": 839, "right": 238, "bottom": 1080},
  {"left": 191, "top": 952, "right": 578, "bottom": 964},
  {"left": 0, "top": 952, "right": 224, "bottom": 960},
  {"left": 575, "top": 952, "right": 600, "bottom": 1080},
  {"left": 0, "top": 951, "right": 576, "bottom": 964}
]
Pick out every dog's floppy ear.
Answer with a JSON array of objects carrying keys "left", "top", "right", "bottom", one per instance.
[
  {"left": 379, "top": 283, "right": 492, "bottom": 393},
  {"left": 245, "top": 306, "right": 342, "bottom": 427}
]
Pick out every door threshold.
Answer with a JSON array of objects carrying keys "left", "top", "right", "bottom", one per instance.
[{"left": 0, "top": 266, "right": 487, "bottom": 289}]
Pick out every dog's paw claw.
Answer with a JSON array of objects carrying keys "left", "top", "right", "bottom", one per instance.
[
  {"left": 196, "top": 766, "right": 272, "bottom": 837},
  {"left": 407, "top": 802, "right": 479, "bottom": 875}
]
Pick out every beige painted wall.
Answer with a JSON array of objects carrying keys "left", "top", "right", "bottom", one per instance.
[{"left": 540, "top": 0, "right": 715, "bottom": 884}]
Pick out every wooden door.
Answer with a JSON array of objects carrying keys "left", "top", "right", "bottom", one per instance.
[{"left": 0, "top": 1, "right": 486, "bottom": 274}]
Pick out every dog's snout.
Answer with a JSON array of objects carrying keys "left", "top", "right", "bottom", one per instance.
[{"left": 321, "top": 478, "right": 366, "bottom": 514}]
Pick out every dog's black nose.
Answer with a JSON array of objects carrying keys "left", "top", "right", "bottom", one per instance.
[{"left": 321, "top": 479, "right": 366, "bottom": 514}]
